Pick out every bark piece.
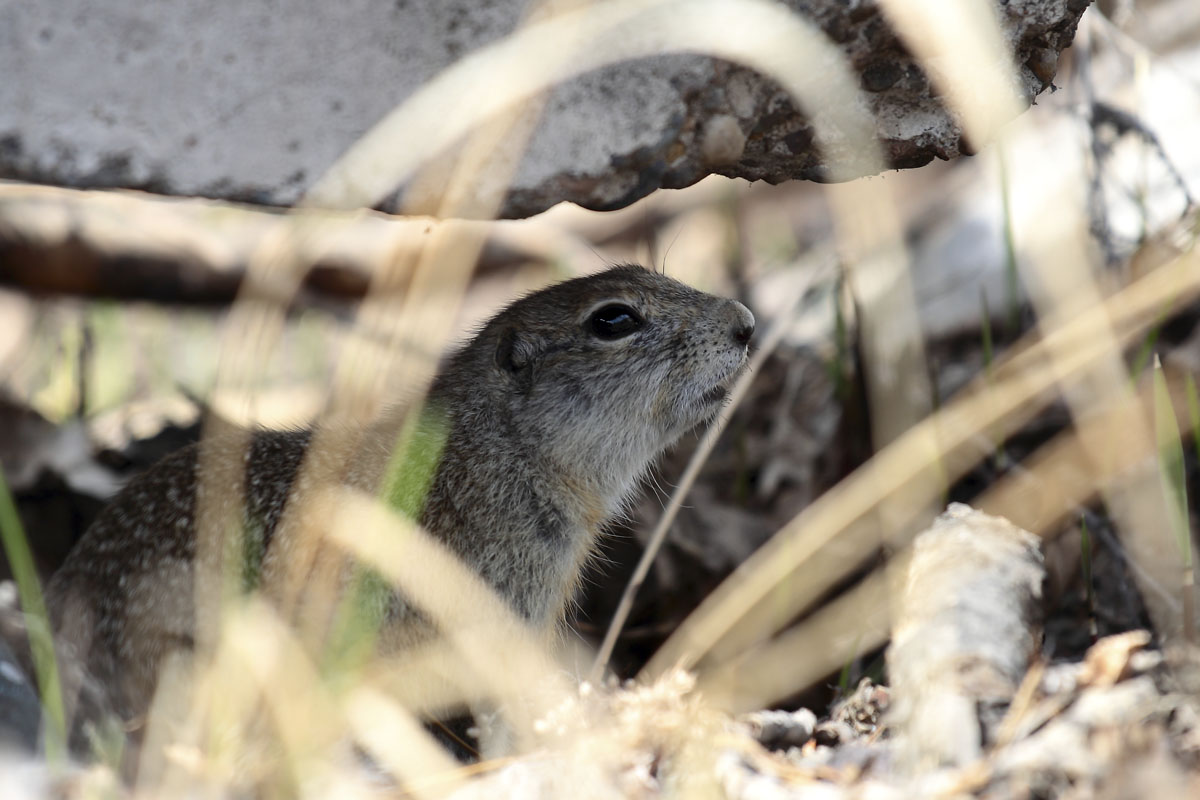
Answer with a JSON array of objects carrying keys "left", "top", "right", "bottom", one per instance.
[
  {"left": 886, "top": 503, "right": 1045, "bottom": 770},
  {"left": 0, "top": 185, "right": 566, "bottom": 304}
]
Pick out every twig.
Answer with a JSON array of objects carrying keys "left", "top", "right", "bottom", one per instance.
[{"left": 589, "top": 255, "right": 833, "bottom": 683}]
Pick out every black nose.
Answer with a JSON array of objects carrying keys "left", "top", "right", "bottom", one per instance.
[{"left": 732, "top": 320, "right": 754, "bottom": 346}]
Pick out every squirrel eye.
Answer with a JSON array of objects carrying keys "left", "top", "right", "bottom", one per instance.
[{"left": 589, "top": 304, "right": 643, "bottom": 340}]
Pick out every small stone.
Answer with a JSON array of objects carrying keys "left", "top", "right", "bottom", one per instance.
[
  {"left": 740, "top": 707, "right": 817, "bottom": 750},
  {"left": 700, "top": 115, "right": 746, "bottom": 166}
]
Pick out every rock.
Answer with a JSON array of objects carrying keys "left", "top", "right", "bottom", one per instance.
[
  {"left": 0, "top": 0, "right": 1087, "bottom": 218},
  {"left": 740, "top": 707, "right": 818, "bottom": 750}
]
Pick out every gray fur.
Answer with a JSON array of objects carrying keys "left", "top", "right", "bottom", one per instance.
[{"left": 46, "top": 265, "right": 754, "bottom": 731}]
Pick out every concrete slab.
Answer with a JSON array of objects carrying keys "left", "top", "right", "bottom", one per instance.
[{"left": 0, "top": 0, "right": 1087, "bottom": 218}]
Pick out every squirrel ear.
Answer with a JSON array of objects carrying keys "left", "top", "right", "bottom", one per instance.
[
  {"left": 495, "top": 329, "right": 540, "bottom": 392},
  {"left": 495, "top": 328, "right": 539, "bottom": 375}
]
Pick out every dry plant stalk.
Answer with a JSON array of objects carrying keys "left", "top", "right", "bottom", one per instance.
[
  {"left": 14, "top": 1, "right": 1186, "bottom": 798},
  {"left": 590, "top": 250, "right": 835, "bottom": 681},
  {"left": 695, "top": 361, "right": 1199, "bottom": 714},
  {"left": 650, "top": 240, "right": 1200, "bottom": 688},
  {"left": 142, "top": 0, "right": 895, "bottom": 790}
]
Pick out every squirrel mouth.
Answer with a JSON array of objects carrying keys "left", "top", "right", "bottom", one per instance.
[
  {"left": 701, "top": 384, "right": 731, "bottom": 405},
  {"left": 701, "top": 359, "right": 750, "bottom": 407},
  {"left": 698, "top": 356, "right": 750, "bottom": 411}
]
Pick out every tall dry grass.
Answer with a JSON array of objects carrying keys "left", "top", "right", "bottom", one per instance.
[{"left": 2, "top": 1, "right": 1197, "bottom": 797}]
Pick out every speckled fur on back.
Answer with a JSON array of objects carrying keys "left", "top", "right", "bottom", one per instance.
[{"left": 47, "top": 265, "right": 755, "bottom": 732}]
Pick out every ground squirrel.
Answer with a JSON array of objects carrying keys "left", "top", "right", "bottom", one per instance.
[{"left": 45, "top": 265, "right": 755, "bottom": 736}]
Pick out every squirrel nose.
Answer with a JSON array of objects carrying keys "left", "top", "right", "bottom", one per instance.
[
  {"left": 730, "top": 303, "right": 755, "bottom": 346},
  {"left": 733, "top": 321, "right": 754, "bottom": 346}
]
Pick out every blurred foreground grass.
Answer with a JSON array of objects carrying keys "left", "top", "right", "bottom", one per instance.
[{"left": 0, "top": 1, "right": 1197, "bottom": 798}]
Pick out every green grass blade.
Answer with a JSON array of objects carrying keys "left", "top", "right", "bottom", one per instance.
[
  {"left": 829, "top": 271, "right": 850, "bottom": 405},
  {"left": 0, "top": 467, "right": 66, "bottom": 761},
  {"left": 837, "top": 632, "right": 863, "bottom": 696},
  {"left": 1130, "top": 324, "right": 1162, "bottom": 384},
  {"left": 381, "top": 402, "right": 450, "bottom": 522},
  {"left": 1153, "top": 358, "right": 1191, "bottom": 567},
  {"left": 997, "top": 146, "right": 1020, "bottom": 335},
  {"left": 323, "top": 402, "right": 450, "bottom": 682},
  {"left": 1080, "top": 515, "right": 1093, "bottom": 605},
  {"left": 1153, "top": 357, "right": 1195, "bottom": 641},
  {"left": 980, "top": 286, "right": 994, "bottom": 375},
  {"left": 1186, "top": 373, "right": 1200, "bottom": 468},
  {"left": 1080, "top": 515, "right": 1097, "bottom": 641}
]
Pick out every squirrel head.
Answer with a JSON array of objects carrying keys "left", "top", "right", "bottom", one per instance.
[{"left": 441, "top": 265, "right": 754, "bottom": 500}]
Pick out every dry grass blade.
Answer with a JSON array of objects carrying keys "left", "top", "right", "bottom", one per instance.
[
  {"left": 826, "top": 179, "right": 931, "bottom": 451},
  {"left": 1155, "top": 353, "right": 1195, "bottom": 641},
  {"left": 824, "top": 176, "right": 934, "bottom": 601},
  {"left": 698, "top": 555, "right": 901, "bottom": 712},
  {"left": 193, "top": 223, "right": 310, "bottom": 657},
  {"left": 680, "top": 0, "right": 1034, "bottom": 672},
  {"left": 980, "top": 367, "right": 1199, "bottom": 543},
  {"left": 695, "top": 365, "right": 1199, "bottom": 712},
  {"left": 8, "top": 0, "right": 1167, "bottom": 795},
  {"left": 877, "top": 0, "right": 1026, "bottom": 148},
  {"left": 157, "top": 0, "right": 884, "bottom": 788},
  {"left": 143, "top": 599, "right": 342, "bottom": 797},
  {"left": 647, "top": 241, "right": 1200, "bottom": 679},
  {"left": 304, "top": 0, "right": 883, "bottom": 211},
  {"left": 1017, "top": 175, "right": 1184, "bottom": 640},
  {"left": 828, "top": 0, "right": 1021, "bottom": 457},
  {"left": 343, "top": 687, "right": 467, "bottom": 799},
  {"left": 590, "top": 253, "right": 834, "bottom": 683},
  {"left": 179, "top": 0, "right": 891, "bottom": 768},
  {"left": 232, "top": 9, "right": 551, "bottom": 662},
  {"left": 322, "top": 487, "right": 571, "bottom": 743}
]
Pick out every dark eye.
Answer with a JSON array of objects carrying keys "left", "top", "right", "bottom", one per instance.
[{"left": 588, "top": 303, "right": 643, "bottom": 340}]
